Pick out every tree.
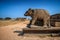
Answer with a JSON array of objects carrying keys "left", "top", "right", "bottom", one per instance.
[
  {"left": 15, "top": 17, "right": 26, "bottom": 21},
  {"left": 5, "top": 17, "right": 11, "bottom": 20},
  {"left": 0, "top": 18, "right": 3, "bottom": 20}
]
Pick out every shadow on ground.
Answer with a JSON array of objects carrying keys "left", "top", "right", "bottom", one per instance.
[
  {"left": 14, "top": 30, "right": 24, "bottom": 36},
  {"left": 13, "top": 30, "right": 60, "bottom": 37}
]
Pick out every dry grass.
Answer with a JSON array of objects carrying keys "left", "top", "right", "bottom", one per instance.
[{"left": 0, "top": 20, "right": 26, "bottom": 27}]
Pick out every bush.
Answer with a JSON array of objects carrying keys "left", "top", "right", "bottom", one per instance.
[
  {"left": 15, "top": 17, "right": 26, "bottom": 21},
  {"left": 0, "top": 18, "right": 3, "bottom": 20},
  {"left": 4, "top": 17, "right": 11, "bottom": 20}
]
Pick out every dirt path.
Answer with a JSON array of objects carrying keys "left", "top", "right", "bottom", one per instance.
[{"left": 0, "top": 22, "right": 60, "bottom": 40}]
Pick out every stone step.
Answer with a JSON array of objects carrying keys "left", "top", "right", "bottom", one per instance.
[
  {"left": 23, "top": 27, "right": 60, "bottom": 33},
  {"left": 23, "top": 33, "right": 60, "bottom": 37}
]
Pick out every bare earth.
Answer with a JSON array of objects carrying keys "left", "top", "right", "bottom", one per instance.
[{"left": 0, "top": 21, "right": 60, "bottom": 40}]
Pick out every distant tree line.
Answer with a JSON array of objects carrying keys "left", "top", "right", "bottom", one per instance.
[
  {"left": 4, "top": 17, "right": 12, "bottom": 20},
  {"left": 0, "top": 18, "right": 3, "bottom": 20},
  {"left": 0, "top": 17, "right": 11, "bottom": 20},
  {"left": 0, "top": 17, "right": 27, "bottom": 21},
  {"left": 15, "top": 17, "right": 26, "bottom": 21}
]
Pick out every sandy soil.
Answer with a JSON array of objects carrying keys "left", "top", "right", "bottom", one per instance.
[{"left": 0, "top": 21, "right": 60, "bottom": 40}]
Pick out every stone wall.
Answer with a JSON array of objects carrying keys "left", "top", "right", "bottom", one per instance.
[
  {"left": 50, "top": 13, "right": 60, "bottom": 27},
  {"left": 55, "top": 22, "right": 60, "bottom": 27}
]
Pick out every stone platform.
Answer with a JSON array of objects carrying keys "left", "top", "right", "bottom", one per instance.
[
  {"left": 23, "top": 27, "right": 60, "bottom": 33},
  {"left": 23, "top": 27, "right": 60, "bottom": 36}
]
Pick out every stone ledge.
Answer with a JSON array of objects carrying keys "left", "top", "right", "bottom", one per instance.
[{"left": 23, "top": 27, "right": 60, "bottom": 33}]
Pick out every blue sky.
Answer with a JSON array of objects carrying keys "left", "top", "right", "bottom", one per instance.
[{"left": 0, "top": 0, "right": 60, "bottom": 18}]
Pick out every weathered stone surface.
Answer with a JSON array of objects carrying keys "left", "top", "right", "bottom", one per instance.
[
  {"left": 23, "top": 27, "right": 60, "bottom": 33},
  {"left": 55, "top": 22, "right": 60, "bottom": 27},
  {"left": 23, "top": 33, "right": 60, "bottom": 37},
  {"left": 50, "top": 13, "right": 60, "bottom": 27},
  {"left": 23, "top": 27, "right": 60, "bottom": 37}
]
